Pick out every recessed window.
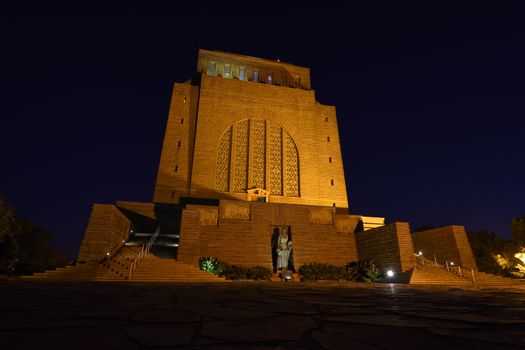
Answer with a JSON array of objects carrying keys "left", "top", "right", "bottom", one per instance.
[
  {"left": 207, "top": 62, "right": 216, "bottom": 76},
  {"left": 327, "top": 136, "right": 330, "bottom": 142},
  {"left": 239, "top": 67, "right": 245, "bottom": 80},
  {"left": 330, "top": 179, "right": 334, "bottom": 186},
  {"left": 267, "top": 74, "right": 273, "bottom": 84},
  {"left": 175, "top": 165, "right": 178, "bottom": 172},
  {"left": 177, "top": 141, "right": 181, "bottom": 147},
  {"left": 171, "top": 191, "right": 175, "bottom": 199},
  {"left": 224, "top": 64, "right": 231, "bottom": 78},
  {"left": 253, "top": 69, "right": 259, "bottom": 82},
  {"left": 329, "top": 157, "right": 332, "bottom": 163},
  {"left": 183, "top": 97, "right": 186, "bottom": 104},
  {"left": 325, "top": 117, "right": 328, "bottom": 122},
  {"left": 181, "top": 118, "right": 184, "bottom": 124}
]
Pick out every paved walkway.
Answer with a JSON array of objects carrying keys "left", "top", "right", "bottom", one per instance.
[{"left": 1, "top": 281, "right": 524, "bottom": 349}]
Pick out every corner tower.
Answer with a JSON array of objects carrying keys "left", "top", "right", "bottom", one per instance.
[{"left": 154, "top": 49, "right": 348, "bottom": 208}]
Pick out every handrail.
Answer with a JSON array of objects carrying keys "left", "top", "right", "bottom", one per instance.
[
  {"left": 102, "top": 239, "right": 127, "bottom": 262},
  {"left": 415, "top": 254, "right": 476, "bottom": 283},
  {"left": 128, "top": 225, "right": 160, "bottom": 280}
]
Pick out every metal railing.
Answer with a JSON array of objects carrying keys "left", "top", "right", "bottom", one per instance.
[
  {"left": 415, "top": 253, "right": 476, "bottom": 283},
  {"left": 128, "top": 226, "right": 160, "bottom": 280},
  {"left": 103, "top": 239, "right": 127, "bottom": 262}
]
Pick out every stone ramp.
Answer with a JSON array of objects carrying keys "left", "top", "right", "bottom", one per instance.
[{"left": 130, "top": 255, "right": 227, "bottom": 282}]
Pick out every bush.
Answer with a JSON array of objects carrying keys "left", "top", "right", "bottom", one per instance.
[
  {"left": 199, "top": 257, "right": 225, "bottom": 275},
  {"left": 298, "top": 260, "right": 382, "bottom": 282},
  {"left": 221, "top": 264, "right": 272, "bottom": 281},
  {"left": 298, "top": 263, "right": 349, "bottom": 281},
  {"left": 346, "top": 260, "right": 382, "bottom": 282},
  {"left": 199, "top": 257, "right": 272, "bottom": 280}
]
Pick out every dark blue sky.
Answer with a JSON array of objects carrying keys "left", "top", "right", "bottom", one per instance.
[{"left": 2, "top": 4, "right": 525, "bottom": 258}]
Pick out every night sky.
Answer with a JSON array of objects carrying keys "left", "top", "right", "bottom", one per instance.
[{"left": 2, "top": 4, "right": 525, "bottom": 258}]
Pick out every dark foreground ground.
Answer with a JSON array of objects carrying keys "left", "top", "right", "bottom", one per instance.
[{"left": 1, "top": 281, "right": 524, "bottom": 349}]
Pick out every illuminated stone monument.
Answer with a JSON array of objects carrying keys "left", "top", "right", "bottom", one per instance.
[{"left": 29, "top": 50, "right": 483, "bottom": 283}]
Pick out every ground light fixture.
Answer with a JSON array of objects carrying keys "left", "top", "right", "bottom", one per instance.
[{"left": 386, "top": 270, "right": 395, "bottom": 278}]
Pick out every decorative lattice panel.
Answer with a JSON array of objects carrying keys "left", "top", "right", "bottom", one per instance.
[
  {"left": 269, "top": 126, "right": 283, "bottom": 196},
  {"left": 251, "top": 119, "right": 266, "bottom": 189},
  {"left": 285, "top": 133, "right": 300, "bottom": 197},
  {"left": 232, "top": 119, "right": 249, "bottom": 192},
  {"left": 216, "top": 127, "right": 232, "bottom": 192}
]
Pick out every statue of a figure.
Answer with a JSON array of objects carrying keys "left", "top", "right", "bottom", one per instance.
[{"left": 277, "top": 227, "right": 293, "bottom": 270}]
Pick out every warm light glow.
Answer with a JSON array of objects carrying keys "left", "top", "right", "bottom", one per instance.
[
  {"left": 418, "top": 251, "right": 423, "bottom": 256},
  {"left": 106, "top": 252, "right": 110, "bottom": 256},
  {"left": 514, "top": 250, "right": 525, "bottom": 276},
  {"left": 386, "top": 270, "right": 394, "bottom": 277},
  {"left": 450, "top": 262, "right": 454, "bottom": 265}
]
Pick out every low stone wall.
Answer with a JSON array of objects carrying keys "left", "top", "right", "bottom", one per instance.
[
  {"left": 355, "top": 222, "right": 415, "bottom": 273},
  {"left": 77, "top": 204, "right": 131, "bottom": 262},
  {"left": 412, "top": 226, "right": 477, "bottom": 269}
]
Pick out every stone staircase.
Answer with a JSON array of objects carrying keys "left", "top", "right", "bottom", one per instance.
[
  {"left": 409, "top": 265, "right": 473, "bottom": 285},
  {"left": 469, "top": 270, "right": 525, "bottom": 289},
  {"left": 21, "top": 245, "right": 141, "bottom": 282},
  {"left": 21, "top": 245, "right": 226, "bottom": 283},
  {"left": 409, "top": 257, "right": 525, "bottom": 288},
  {"left": 129, "top": 255, "right": 227, "bottom": 282}
]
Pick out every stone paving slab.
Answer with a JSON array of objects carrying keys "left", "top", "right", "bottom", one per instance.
[{"left": 0, "top": 281, "right": 524, "bottom": 349}]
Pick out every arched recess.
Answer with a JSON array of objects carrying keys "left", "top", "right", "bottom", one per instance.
[{"left": 215, "top": 118, "right": 300, "bottom": 197}]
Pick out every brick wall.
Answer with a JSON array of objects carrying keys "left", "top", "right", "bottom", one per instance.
[
  {"left": 178, "top": 201, "right": 358, "bottom": 268},
  {"left": 154, "top": 83, "right": 199, "bottom": 203},
  {"left": 153, "top": 69, "right": 349, "bottom": 209},
  {"left": 355, "top": 222, "right": 415, "bottom": 273},
  {"left": 177, "top": 209, "right": 201, "bottom": 266},
  {"left": 412, "top": 226, "right": 478, "bottom": 269},
  {"left": 77, "top": 204, "right": 131, "bottom": 262}
]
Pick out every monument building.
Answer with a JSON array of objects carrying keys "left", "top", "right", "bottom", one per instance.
[{"left": 26, "top": 50, "right": 491, "bottom": 284}]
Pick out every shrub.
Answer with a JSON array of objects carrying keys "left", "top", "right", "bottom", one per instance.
[
  {"left": 346, "top": 260, "right": 382, "bottom": 282},
  {"left": 298, "top": 263, "right": 349, "bottom": 281},
  {"left": 199, "top": 257, "right": 225, "bottom": 275},
  {"left": 298, "top": 260, "right": 382, "bottom": 282},
  {"left": 222, "top": 264, "right": 272, "bottom": 281},
  {"left": 199, "top": 257, "right": 272, "bottom": 280},
  {"left": 247, "top": 265, "right": 273, "bottom": 280}
]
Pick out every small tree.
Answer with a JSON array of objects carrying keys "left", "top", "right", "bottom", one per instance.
[{"left": 0, "top": 196, "right": 21, "bottom": 273}]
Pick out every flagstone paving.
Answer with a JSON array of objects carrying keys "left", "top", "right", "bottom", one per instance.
[{"left": 0, "top": 281, "right": 524, "bottom": 349}]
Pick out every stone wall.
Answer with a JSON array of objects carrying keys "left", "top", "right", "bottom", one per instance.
[
  {"left": 178, "top": 200, "right": 358, "bottom": 268},
  {"left": 412, "top": 226, "right": 477, "bottom": 269},
  {"left": 153, "top": 83, "right": 200, "bottom": 204},
  {"left": 116, "top": 201, "right": 156, "bottom": 219},
  {"left": 355, "top": 222, "right": 415, "bottom": 273},
  {"left": 77, "top": 204, "right": 131, "bottom": 262}
]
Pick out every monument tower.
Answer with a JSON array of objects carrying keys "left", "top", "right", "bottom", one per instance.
[{"left": 154, "top": 49, "right": 348, "bottom": 209}]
